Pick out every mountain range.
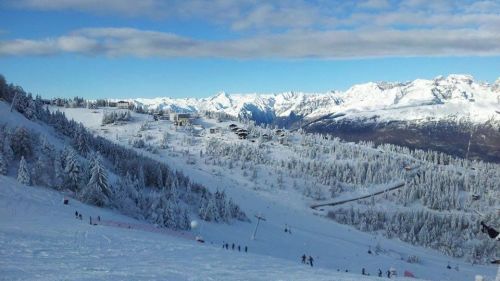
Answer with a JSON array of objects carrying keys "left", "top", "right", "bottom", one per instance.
[{"left": 125, "top": 74, "right": 500, "bottom": 162}]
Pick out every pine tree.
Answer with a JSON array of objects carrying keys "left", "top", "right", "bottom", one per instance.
[
  {"left": 64, "top": 149, "right": 81, "bottom": 191},
  {"left": 80, "top": 153, "right": 111, "bottom": 207},
  {"left": 0, "top": 152, "right": 7, "bottom": 175},
  {"left": 17, "top": 156, "right": 31, "bottom": 185},
  {"left": 74, "top": 124, "right": 90, "bottom": 156},
  {"left": 11, "top": 127, "right": 32, "bottom": 158},
  {"left": 53, "top": 151, "right": 64, "bottom": 189},
  {"left": 2, "top": 134, "right": 14, "bottom": 162}
]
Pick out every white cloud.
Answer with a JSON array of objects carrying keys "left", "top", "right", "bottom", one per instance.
[
  {"left": 358, "top": 0, "right": 390, "bottom": 10},
  {"left": 1, "top": 27, "right": 499, "bottom": 59},
  {"left": 2, "top": 1, "right": 499, "bottom": 59}
]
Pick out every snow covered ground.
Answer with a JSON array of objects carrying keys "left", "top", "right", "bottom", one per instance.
[
  {"left": 50, "top": 106, "right": 499, "bottom": 281},
  {"left": 1, "top": 175, "right": 432, "bottom": 281}
]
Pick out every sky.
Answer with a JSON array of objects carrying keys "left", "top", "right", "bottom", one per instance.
[{"left": 0, "top": 0, "right": 499, "bottom": 99}]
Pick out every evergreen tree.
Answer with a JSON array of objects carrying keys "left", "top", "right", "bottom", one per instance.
[
  {"left": 80, "top": 153, "right": 111, "bottom": 207},
  {"left": 17, "top": 156, "right": 31, "bottom": 185},
  {"left": 64, "top": 148, "right": 81, "bottom": 191},
  {"left": 11, "top": 127, "right": 32, "bottom": 159},
  {"left": 53, "top": 151, "right": 64, "bottom": 189},
  {"left": 0, "top": 152, "right": 7, "bottom": 175},
  {"left": 74, "top": 124, "right": 90, "bottom": 156}
]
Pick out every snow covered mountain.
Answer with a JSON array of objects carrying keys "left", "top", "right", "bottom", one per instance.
[
  {"left": 128, "top": 74, "right": 500, "bottom": 124},
  {"left": 126, "top": 75, "right": 500, "bottom": 162}
]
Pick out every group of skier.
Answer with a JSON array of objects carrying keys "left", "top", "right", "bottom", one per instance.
[
  {"left": 74, "top": 211, "right": 82, "bottom": 220},
  {"left": 74, "top": 210, "right": 101, "bottom": 226},
  {"left": 301, "top": 254, "right": 314, "bottom": 267},
  {"left": 222, "top": 242, "right": 247, "bottom": 253}
]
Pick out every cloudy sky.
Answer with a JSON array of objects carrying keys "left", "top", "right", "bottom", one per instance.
[{"left": 1, "top": 0, "right": 499, "bottom": 98}]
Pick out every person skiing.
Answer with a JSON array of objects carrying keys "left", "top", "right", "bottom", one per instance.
[
  {"left": 244, "top": 246, "right": 248, "bottom": 253},
  {"left": 308, "top": 256, "right": 314, "bottom": 267},
  {"left": 238, "top": 245, "right": 241, "bottom": 252},
  {"left": 75, "top": 211, "right": 78, "bottom": 218},
  {"left": 79, "top": 214, "right": 82, "bottom": 220},
  {"left": 362, "top": 268, "right": 366, "bottom": 275},
  {"left": 378, "top": 269, "right": 382, "bottom": 277},
  {"left": 90, "top": 216, "right": 92, "bottom": 225},
  {"left": 480, "top": 221, "right": 500, "bottom": 240},
  {"left": 97, "top": 215, "right": 101, "bottom": 222},
  {"left": 301, "top": 254, "right": 306, "bottom": 264},
  {"left": 387, "top": 270, "right": 391, "bottom": 278},
  {"left": 232, "top": 243, "right": 235, "bottom": 250}
]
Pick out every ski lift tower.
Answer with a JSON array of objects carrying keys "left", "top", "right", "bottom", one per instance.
[{"left": 251, "top": 214, "right": 266, "bottom": 240}]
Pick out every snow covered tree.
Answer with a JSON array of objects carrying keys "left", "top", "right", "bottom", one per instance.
[
  {"left": 32, "top": 137, "right": 55, "bottom": 186},
  {"left": 17, "top": 156, "right": 31, "bottom": 185},
  {"left": 0, "top": 152, "right": 7, "bottom": 175},
  {"left": 53, "top": 151, "right": 64, "bottom": 189},
  {"left": 80, "top": 153, "right": 111, "bottom": 207},
  {"left": 64, "top": 148, "right": 81, "bottom": 191},
  {"left": 2, "top": 133, "right": 14, "bottom": 162},
  {"left": 73, "top": 124, "right": 90, "bottom": 156},
  {"left": 11, "top": 127, "right": 32, "bottom": 159}
]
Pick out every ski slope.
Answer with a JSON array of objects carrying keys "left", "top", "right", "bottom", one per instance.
[
  {"left": 50, "top": 106, "right": 499, "bottom": 281},
  {"left": 0, "top": 175, "right": 428, "bottom": 281}
]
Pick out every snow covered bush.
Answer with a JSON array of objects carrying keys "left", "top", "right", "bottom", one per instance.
[{"left": 101, "top": 110, "right": 131, "bottom": 125}]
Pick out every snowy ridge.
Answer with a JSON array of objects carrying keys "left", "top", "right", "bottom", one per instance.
[{"left": 123, "top": 74, "right": 500, "bottom": 124}]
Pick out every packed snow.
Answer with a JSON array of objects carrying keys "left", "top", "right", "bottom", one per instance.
[{"left": 2, "top": 175, "right": 409, "bottom": 281}]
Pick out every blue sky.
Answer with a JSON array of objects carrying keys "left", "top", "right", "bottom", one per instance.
[{"left": 1, "top": 0, "right": 499, "bottom": 99}]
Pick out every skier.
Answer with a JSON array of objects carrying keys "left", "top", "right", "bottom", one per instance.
[
  {"left": 446, "top": 262, "right": 451, "bottom": 269},
  {"left": 378, "top": 269, "right": 382, "bottom": 277},
  {"left": 244, "top": 246, "right": 248, "bottom": 253},
  {"left": 232, "top": 243, "right": 235, "bottom": 250},
  {"left": 387, "top": 270, "right": 391, "bottom": 278},
  {"left": 97, "top": 215, "right": 101, "bottom": 222},
  {"left": 90, "top": 216, "right": 92, "bottom": 225},
  {"left": 79, "top": 214, "right": 82, "bottom": 220},
  {"left": 362, "top": 268, "right": 366, "bottom": 275},
  {"left": 238, "top": 245, "right": 241, "bottom": 252},
  {"left": 75, "top": 211, "right": 79, "bottom": 218},
  {"left": 301, "top": 254, "right": 306, "bottom": 264},
  {"left": 480, "top": 221, "right": 500, "bottom": 240},
  {"left": 308, "top": 256, "right": 314, "bottom": 267},
  {"left": 225, "top": 243, "right": 229, "bottom": 250}
]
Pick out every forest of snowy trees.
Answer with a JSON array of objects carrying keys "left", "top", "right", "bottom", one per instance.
[
  {"left": 201, "top": 121, "right": 499, "bottom": 262},
  {"left": 0, "top": 75, "right": 247, "bottom": 230}
]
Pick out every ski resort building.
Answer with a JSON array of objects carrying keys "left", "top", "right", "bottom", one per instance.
[
  {"left": 170, "top": 113, "right": 191, "bottom": 126},
  {"left": 117, "top": 101, "right": 130, "bottom": 109}
]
